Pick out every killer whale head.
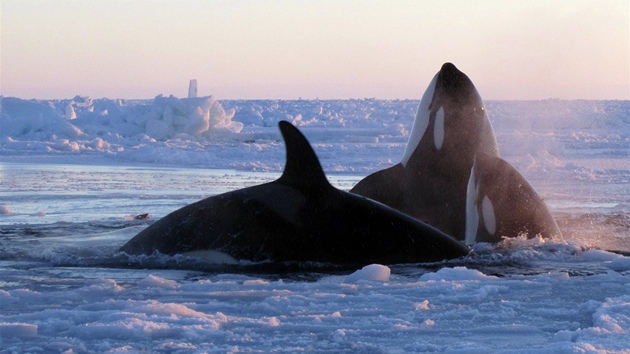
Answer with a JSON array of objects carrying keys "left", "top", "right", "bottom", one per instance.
[{"left": 402, "top": 62, "right": 499, "bottom": 169}]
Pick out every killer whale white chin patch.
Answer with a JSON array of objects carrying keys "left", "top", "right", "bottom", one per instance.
[
  {"left": 465, "top": 160, "right": 479, "bottom": 245},
  {"left": 481, "top": 195, "right": 496, "bottom": 236},
  {"left": 433, "top": 107, "right": 445, "bottom": 150},
  {"left": 401, "top": 72, "right": 439, "bottom": 167}
]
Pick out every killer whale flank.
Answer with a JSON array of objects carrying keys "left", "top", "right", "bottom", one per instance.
[
  {"left": 120, "top": 121, "right": 470, "bottom": 265},
  {"left": 351, "top": 62, "right": 562, "bottom": 244}
]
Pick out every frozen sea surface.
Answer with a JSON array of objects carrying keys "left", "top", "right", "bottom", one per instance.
[{"left": 1, "top": 98, "right": 629, "bottom": 352}]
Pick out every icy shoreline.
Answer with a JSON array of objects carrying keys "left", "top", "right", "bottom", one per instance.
[
  {"left": 2, "top": 97, "right": 628, "bottom": 174},
  {"left": 1, "top": 94, "right": 629, "bottom": 352}
]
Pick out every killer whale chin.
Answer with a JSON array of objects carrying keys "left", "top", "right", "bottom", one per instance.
[{"left": 401, "top": 71, "right": 438, "bottom": 167}]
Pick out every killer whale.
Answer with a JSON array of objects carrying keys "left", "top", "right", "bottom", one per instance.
[
  {"left": 351, "top": 62, "right": 498, "bottom": 240},
  {"left": 120, "top": 121, "right": 470, "bottom": 265},
  {"left": 465, "top": 153, "right": 561, "bottom": 244},
  {"left": 351, "top": 62, "right": 561, "bottom": 244}
]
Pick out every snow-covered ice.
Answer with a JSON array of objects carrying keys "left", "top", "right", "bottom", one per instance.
[
  {"left": 0, "top": 256, "right": 629, "bottom": 352},
  {"left": 1, "top": 95, "right": 629, "bottom": 352}
]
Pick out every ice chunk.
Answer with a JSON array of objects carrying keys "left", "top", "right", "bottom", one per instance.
[
  {"left": 183, "top": 106, "right": 210, "bottom": 135},
  {"left": 137, "top": 275, "right": 180, "bottom": 289},
  {"left": 65, "top": 104, "right": 77, "bottom": 119},
  {"left": 344, "top": 264, "right": 391, "bottom": 283},
  {"left": 188, "top": 79, "right": 198, "bottom": 98},
  {"left": 0, "top": 97, "right": 83, "bottom": 138},
  {"left": 145, "top": 118, "right": 171, "bottom": 140},
  {"left": 420, "top": 267, "right": 496, "bottom": 281},
  {"left": 0, "top": 323, "right": 38, "bottom": 338}
]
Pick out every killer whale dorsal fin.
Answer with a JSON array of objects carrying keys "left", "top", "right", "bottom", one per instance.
[{"left": 277, "top": 121, "right": 331, "bottom": 189}]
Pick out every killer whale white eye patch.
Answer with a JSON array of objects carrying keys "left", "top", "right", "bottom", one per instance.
[
  {"left": 434, "top": 107, "right": 445, "bottom": 150},
  {"left": 482, "top": 195, "right": 496, "bottom": 236}
]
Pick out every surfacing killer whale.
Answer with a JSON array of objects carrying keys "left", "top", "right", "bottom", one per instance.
[
  {"left": 120, "top": 121, "right": 470, "bottom": 265},
  {"left": 351, "top": 63, "right": 562, "bottom": 244}
]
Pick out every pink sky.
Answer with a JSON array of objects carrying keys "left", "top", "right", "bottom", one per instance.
[{"left": 1, "top": 0, "right": 628, "bottom": 100}]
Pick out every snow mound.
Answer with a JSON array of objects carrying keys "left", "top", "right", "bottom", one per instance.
[
  {"left": 137, "top": 275, "right": 180, "bottom": 289},
  {"left": 0, "top": 94, "right": 242, "bottom": 142},
  {"left": 0, "top": 322, "right": 38, "bottom": 338},
  {"left": 1, "top": 97, "right": 83, "bottom": 139},
  {"left": 420, "top": 266, "right": 496, "bottom": 281},
  {"left": 344, "top": 264, "right": 391, "bottom": 283},
  {"left": 583, "top": 250, "right": 630, "bottom": 271}
]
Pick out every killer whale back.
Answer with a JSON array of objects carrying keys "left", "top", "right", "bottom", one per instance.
[{"left": 120, "top": 121, "right": 470, "bottom": 265}]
